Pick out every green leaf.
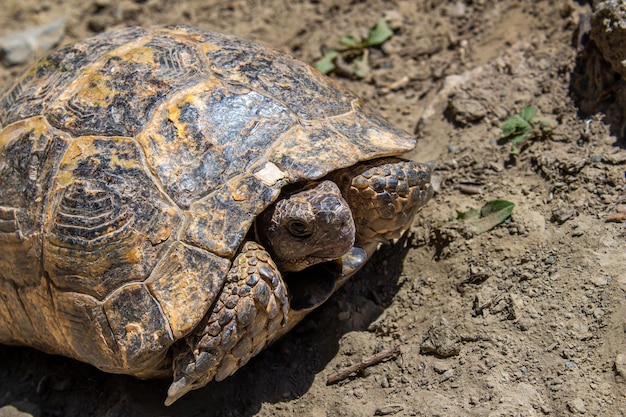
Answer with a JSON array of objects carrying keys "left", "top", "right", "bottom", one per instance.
[
  {"left": 365, "top": 18, "right": 393, "bottom": 46},
  {"left": 480, "top": 200, "right": 515, "bottom": 218},
  {"left": 315, "top": 50, "right": 339, "bottom": 74},
  {"left": 501, "top": 115, "right": 530, "bottom": 138},
  {"left": 339, "top": 35, "right": 364, "bottom": 49},
  {"left": 501, "top": 114, "right": 532, "bottom": 154},
  {"left": 456, "top": 207, "right": 480, "bottom": 221},
  {"left": 500, "top": 106, "right": 554, "bottom": 154},
  {"left": 519, "top": 106, "right": 537, "bottom": 122},
  {"left": 462, "top": 200, "right": 515, "bottom": 235}
]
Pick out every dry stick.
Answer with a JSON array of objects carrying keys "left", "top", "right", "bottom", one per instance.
[{"left": 326, "top": 345, "right": 401, "bottom": 385}]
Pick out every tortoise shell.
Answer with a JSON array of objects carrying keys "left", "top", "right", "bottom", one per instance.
[{"left": 0, "top": 25, "right": 416, "bottom": 376}]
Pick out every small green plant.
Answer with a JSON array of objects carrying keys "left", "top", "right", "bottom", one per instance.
[
  {"left": 315, "top": 18, "right": 394, "bottom": 78},
  {"left": 500, "top": 106, "right": 552, "bottom": 154},
  {"left": 437, "top": 200, "right": 515, "bottom": 238},
  {"left": 455, "top": 200, "right": 515, "bottom": 235}
]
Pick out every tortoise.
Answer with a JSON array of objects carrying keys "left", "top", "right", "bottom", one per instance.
[{"left": 0, "top": 25, "right": 433, "bottom": 404}]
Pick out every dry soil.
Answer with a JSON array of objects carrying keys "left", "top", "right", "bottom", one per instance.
[{"left": 0, "top": 1, "right": 624, "bottom": 416}]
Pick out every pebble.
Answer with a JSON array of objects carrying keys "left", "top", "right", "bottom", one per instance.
[
  {"left": 593, "top": 308, "right": 604, "bottom": 319},
  {"left": 448, "top": 1, "right": 467, "bottom": 18},
  {"left": 458, "top": 184, "right": 482, "bottom": 195},
  {"left": 352, "top": 387, "right": 365, "bottom": 399},
  {"left": 551, "top": 207, "right": 577, "bottom": 224},
  {"left": 0, "top": 19, "right": 66, "bottom": 66},
  {"left": 432, "top": 360, "right": 450, "bottom": 374},
  {"left": 374, "top": 404, "right": 404, "bottom": 416},
  {"left": 420, "top": 316, "right": 461, "bottom": 357},
  {"left": 438, "top": 369, "right": 455, "bottom": 382},
  {"left": 447, "top": 98, "right": 487, "bottom": 126},
  {"left": 567, "top": 397, "right": 587, "bottom": 414}
]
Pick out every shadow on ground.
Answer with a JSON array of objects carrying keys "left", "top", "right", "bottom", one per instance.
[{"left": 0, "top": 238, "right": 413, "bottom": 417}]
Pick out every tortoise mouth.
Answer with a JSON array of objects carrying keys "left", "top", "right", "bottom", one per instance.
[
  {"left": 283, "top": 245, "right": 369, "bottom": 311},
  {"left": 280, "top": 253, "right": 344, "bottom": 273},
  {"left": 284, "top": 262, "right": 339, "bottom": 311}
]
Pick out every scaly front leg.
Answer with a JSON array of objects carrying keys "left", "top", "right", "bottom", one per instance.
[{"left": 166, "top": 241, "right": 289, "bottom": 405}]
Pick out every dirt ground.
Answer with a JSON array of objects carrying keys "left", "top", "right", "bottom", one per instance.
[{"left": 0, "top": 0, "right": 624, "bottom": 416}]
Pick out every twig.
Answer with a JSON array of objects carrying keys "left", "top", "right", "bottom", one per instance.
[{"left": 326, "top": 345, "right": 401, "bottom": 385}]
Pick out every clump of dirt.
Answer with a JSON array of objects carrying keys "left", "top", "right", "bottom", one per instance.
[{"left": 0, "top": 1, "right": 624, "bottom": 416}]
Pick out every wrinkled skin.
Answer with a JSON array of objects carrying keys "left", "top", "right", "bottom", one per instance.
[{"left": 258, "top": 180, "right": 356, "bottom": 272}]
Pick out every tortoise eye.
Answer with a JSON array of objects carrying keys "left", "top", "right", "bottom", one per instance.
[{"left": 287, "top": 219, "right": 313, "bottom": 237}]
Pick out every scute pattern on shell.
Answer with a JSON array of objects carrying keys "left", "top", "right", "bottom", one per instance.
[
  {"left": 0, "top": 27, "right": 150, "bottom": 129},
  {"left": 0, "top": 25, "right": 421, "bottom": 379},
  {"left": 1, "top": 24, "right": 416, "bottom": 210}
]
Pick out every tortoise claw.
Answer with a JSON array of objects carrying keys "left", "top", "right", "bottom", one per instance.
[{"left": 165, "top": 376, "right": 192, "bottom": 406}]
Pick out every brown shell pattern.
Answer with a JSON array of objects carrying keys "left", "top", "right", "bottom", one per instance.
[{"left": 0, "top": 25, "right": 416, "bottom": 374}]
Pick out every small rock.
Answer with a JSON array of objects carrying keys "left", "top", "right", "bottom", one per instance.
[
  {"left": 567, "top": 397, "right": 587, "bottom": 414},
  {"left": 550, "top": 207, "right": 577, "bottom": 224},
  {"left": 592, "top": 308, "right": 604, "bottom": 319},
  {"left": 458, "top": 184, "right": 482, "bottom": 195},
  {"left": 590, "top": 154, "right": 603, "bottom": 163},
  {"left": 473, "top": 284, "right": 497, "bottom": 316},
  {"left": 432, "top": 360, "right": 450, "bottom": 374},
  {"left": 517, "top": 316, "right": 534, "bottom": 331},
  {"left": 568, "top": 320, "right": 593, "bottom": 341},
  {"left": 0, "top": 19, "right": 67, "bottom": 66},
  {"left": 420, "top": 316, "right": 461, "bottom": 357},
  {"left": 615, "top": 353, "right": 626, "bottom": 378},
  {"left": 374, "top": 404, "right": 404, "bottom": 416},
  {"left": 448, "top": 1, "right": 467, "bottom": 18},
  {"left": 447, "top": 97, "right": 487, "bottom": 126},
  {"left": 508, "top": 294, "right": 524, "bottom": 320},
  {"left": 439, "top": 368, "right": 455, "bottom": 382}
]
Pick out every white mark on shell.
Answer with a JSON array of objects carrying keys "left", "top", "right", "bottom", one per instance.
[{"left": 254, "top": 162, "right": 287, "bottom": 186}]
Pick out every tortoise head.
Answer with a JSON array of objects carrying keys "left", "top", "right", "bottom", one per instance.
[{"left": 257, "top": 180, "right": 355, "bottom": 272}]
